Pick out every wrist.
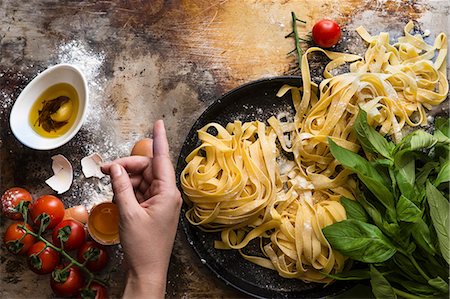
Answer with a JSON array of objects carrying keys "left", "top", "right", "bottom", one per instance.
[{"left": 124, "top": 269, "right": 167, "bottom": 299}]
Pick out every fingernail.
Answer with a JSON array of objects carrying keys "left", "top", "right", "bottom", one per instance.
[{"left": 111, "top": 164, "right": 122, "bottom": 177}]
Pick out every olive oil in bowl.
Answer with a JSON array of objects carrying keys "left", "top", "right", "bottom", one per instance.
[{"left": 29, "top": 83, "right": 79, "bottom": 138}]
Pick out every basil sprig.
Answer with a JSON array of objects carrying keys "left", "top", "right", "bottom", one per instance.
[{"left": 323, "top": 110, "right": 449, "bottom": 299}]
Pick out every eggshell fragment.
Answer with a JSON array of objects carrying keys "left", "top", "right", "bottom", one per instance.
[
  {"left": 45, "top": 154, "right": 73, "bottom": 194},
  {"left": 64, "top": 205, "right": 89, "bottom": 224},
  {"left": 81, "top": 153, "right": 105, "bottom": 179}
]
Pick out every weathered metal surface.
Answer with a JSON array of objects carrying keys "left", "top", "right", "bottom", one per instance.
[{"left": 0, "top": 0, "right": 448, "bottom": 298}]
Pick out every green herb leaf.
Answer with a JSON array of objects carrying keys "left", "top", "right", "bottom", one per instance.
[
  {"left": 395, "top": 158, "right": 416, "bottom": 202},
  {"left": 416, "top": 161, "right": 440, "bottom": 188},
  {"left": 356, "top": 189, "right": 400, "bottom": 239},
  {"left": 435, "top": 117, "right": 450, "bottom": 138},
  {"left": 396, "top": 195, "right": 422, "bottom": 223},
  {"left": 426, "top": 182, "right": 449, "bottom": 263},
  {"left": 394, "top": 130, "right": 438, "bottom": 157},
  {"left": 435, "top": 117, "right": 449, "bottom": 135},
  {"left": 392, "top": 253, "right": 426, "bottom": 283},
  {"left": 428, "top": 276, "right": 449, "bottom": 293},
  {"left": 323, "top": 219, "right": 397, "bottom": 263},
  {"left": 329, "top": 138, "right": 395, "bottom": 211},
  {"left": 354, "top": 109, "right": 394, "bottom": 160},
  {"left": 411, "top": 218, "right": 437, "bottom": 256},
  {"left": 434, "top": 160, "right": 450, "bottom": 187},
  {"left": 369, "top": 265, "right": 397, "bottom": 299},
  {"left": 388, "top": 275, "right": 439, "bottom": 296},
  {"left": 341, "top": 197, "right": 369, "bottom": 223},
  {"left": 321, "top": 269, "right": 371, "bottom": 281}
]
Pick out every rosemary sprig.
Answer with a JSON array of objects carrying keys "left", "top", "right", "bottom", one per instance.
[
  {"left": 286, "top": 11, "right": 307, "bottom": 71},
  {"left": 35, "top": 96, "right": 70, "bottom": 132}
]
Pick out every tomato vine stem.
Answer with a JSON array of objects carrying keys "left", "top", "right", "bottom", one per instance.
[{"left": 17, "top": 205, "right": 108, "bottom": 288}]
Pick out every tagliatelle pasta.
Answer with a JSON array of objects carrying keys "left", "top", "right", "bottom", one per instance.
[{"left": 180, "top": 22, "right": 447, "bottom": 283}]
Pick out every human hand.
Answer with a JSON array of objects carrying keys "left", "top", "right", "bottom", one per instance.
[{"left": 101, "top": 120, "right": 182, "bottom": 299}]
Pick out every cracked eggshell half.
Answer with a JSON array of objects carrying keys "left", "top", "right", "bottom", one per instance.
[
  {"left": 45, "top": 154, "right": 73, "bottom": 194},
  {"left": 81, "top": 153, "right": 105, "bottom": 179}
]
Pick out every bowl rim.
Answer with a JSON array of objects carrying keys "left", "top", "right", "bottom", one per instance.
[{"left": 9, "top": 63, "right": 89, "bottom": 150}]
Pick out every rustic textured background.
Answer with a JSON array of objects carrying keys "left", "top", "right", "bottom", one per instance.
[{"left": 1, "top": 0, "right": 448, "bottom": 298}]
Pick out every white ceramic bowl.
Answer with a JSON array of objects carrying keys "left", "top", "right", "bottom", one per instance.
[{"left": 10, "top": 64, "right": 88, "bottom": 150}]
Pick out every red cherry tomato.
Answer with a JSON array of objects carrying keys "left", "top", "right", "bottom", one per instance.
[
  {"left": 30, "top": 195, "right": 65, "bottom": 230},
  {"left": 80, "top": 282, "right": 108, "bottom": 299},
  {"left": 77, "top": 241, "right": 109, "bottom": 272},
  {"left": 3, "top": 222, "right": 36, "bottom": 254},
  {"left": 50, "top": 264, "right": 84, "bottom": 297},
  {"left": 52, "top": 219, "right": 86, "bottom": 251},
  {"left": 1, "top": 187, "right": 33, "bottom": 220},
  {"left": 27, "top": 241, "right": 60, "bottom": 274},
  {"left": 312, "top": 19, "right": 341, "bottom": 48}
]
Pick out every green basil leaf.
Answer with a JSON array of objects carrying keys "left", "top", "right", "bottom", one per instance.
[
  {"left": 357, "top": 188, "right": 400, "bottom": 239},
  {"left": 329, "top": 139, "right": 395, "bottom": 211},
  {"left": 323, "top": 219, "right": 397, "bottom": 263},
  {"left": 369, "top": 265, "right": 397, "bottom": 299},
  {"left": 388, "top": 275, "right": 439, "bottom": 296},
  {"left": 393, "top": 131, "right": 438, "bottom": 163},
  {"left": 426, "top": 182, "right": 449, "bottom": 264},
  {"left": 396, "top": 195, "right": 422, "bottom": 223},
  {"left": 411, "top": 218, "right": 437, "bottom": 256},
  {"left": 434, "top": 160, "right": 450, "bottom": 187},
  {"left": 354, "top": 109, "right": 394, "bottom": 160},
  {"left": 341, "top": 197, "right": 368, "bottom": 223},
  {"left": 321, "top": 269, "right": 371, "bottom": 281},
  {"left": 416, "top": 161, "right": 440, "bottom": 189},
  {"left": 395, "top": 158, "right": 416, "bottom": 201},
  {"left": 435, "top": 117, "right": 449, "bottom": 138},
  {"left": 409, "top": 130, "right": 438, "bottom": 150},
  {"left": 428, "top": 276, "right": 449, "bottom": 293},
  {"left": 392, "top": 253, "right": 426, "bottom": 283}
]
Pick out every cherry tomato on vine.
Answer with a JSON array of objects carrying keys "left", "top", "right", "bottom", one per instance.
[
  {"left": 27, "top": 241, "right": 60, "bottom": 274},
  {"left": 52, "top": 219, "right": 86, "bottom": 251},
  {"left": 80, "top": 282, "right": 108, "bottom": 299},
  {"left": 77, "top": 241, "right": 109, "bottom": 272},
  {"left": 30, "top": 195, "right": 65, "bottom": 230},
  {"left": 3, "top": 222, "right": 36, "bottom": 255},
  {"left": 1, "top": 187, "right": 33, "bottom": 220},
  {"left": 51, "top": 264, "right": 85, "bottom": 297},
  {"left": 312, "top": 19, "right": 341, "bottom": 48}
]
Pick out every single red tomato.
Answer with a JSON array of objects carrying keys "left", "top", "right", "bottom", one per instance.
[
  {"left": 79, "top": 282, "right": 108, "bottom": 299},
  {"left": 3, "top": 222, "right": 36, "bottom": 254},
  {"left": 27, "top": 241, "right": 60, "bottom": 274},
  {"left": 312, "top": 19, "right": 342, "bottom": 48},
  {"left": 52, "top": 219, "right": 86, "bottom": 251},
  {"left": 1, "top": 187, "right": 33, "bottom": 220},
  {"left": 77, "top": 241, "right": 109, "bottom": 272},
  {"left": 30, "top": 195, "right": 65, "bottom": 230},
  {"left": 50, "top": 264, "right": 84, "bottom": 297}
]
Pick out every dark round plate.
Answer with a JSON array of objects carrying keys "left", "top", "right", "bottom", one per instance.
[{"left": 175, "top": 76, "right": 353, "bottom": 298}]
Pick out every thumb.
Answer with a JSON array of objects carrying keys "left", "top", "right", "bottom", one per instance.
[{"left": 109, "top": 164, "right": 140, "bottom": 215}]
